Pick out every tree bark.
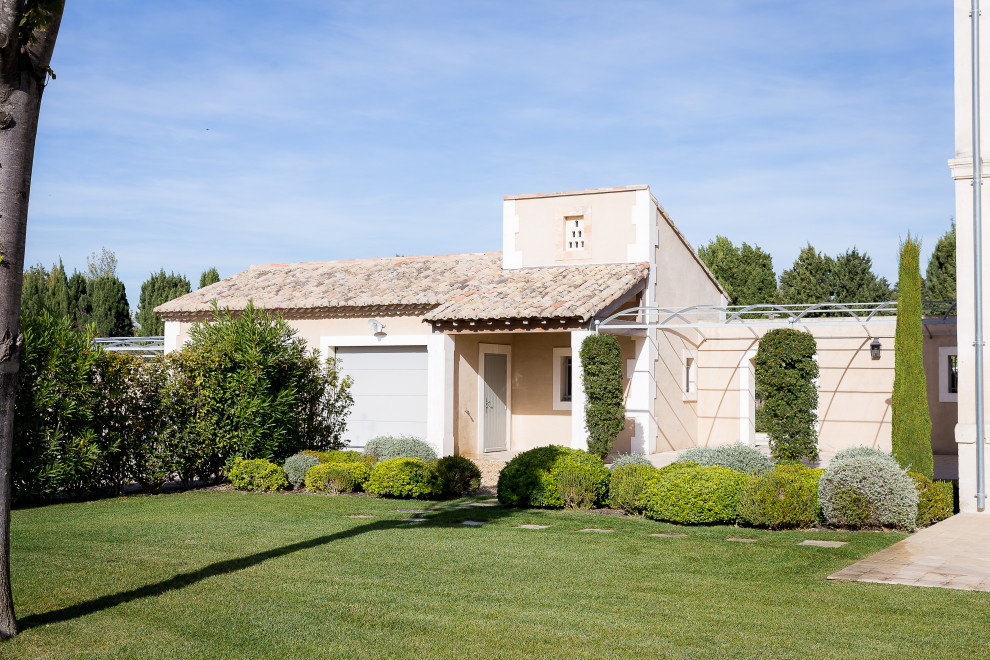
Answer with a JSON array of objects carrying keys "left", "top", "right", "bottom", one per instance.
[{"left": 0, "top": 2, "right": 64, "bottom": 639}]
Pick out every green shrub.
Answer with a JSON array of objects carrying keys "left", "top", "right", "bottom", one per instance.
[
  {"left": 228, "top": 458, "right": 289, "bottom": 492},
  {"left": 283, "top": 453, "right": 320, "bottom": 488},
  {"left": 607, "top": 464, "right": 658, "bottom": 513},
  {"left": 435, "top": 456, "right": 482, "bottom": 497},
  {"left": 304, "top": 463, "right": 363, "bottom": 494},
  {"left": 365, "top": 435, "right": 438, "bottom": 462},
  {"left": 313, "top": 450, "right": 377, "bottom": 469},
  {"left": 832, "top": 446, "right": 899, "bottom": 467},
  {"left": 755, "top": 328, "right": 819, "bottom": 462},
  {"left": 908, "top": 471, "right": 954, "bottom": 527},
  {"left": 639, "top": 463, "right": 752, "bottom": 524},
  {"left": 580, "top": 334, "right": 626, "bottom": 460},
  {"left": 737, "top": 464, "right": 823, "bottom": 529},
  {"left": 676, "top": 444, "right": 772, "bottom": 476},
  {"left": 818, "top": 455, "right": 918, "bottom": 531},
  {"left": 366, "top": 458, "right": 441, "bottom": 499},
  {"left": 610, "top": 453, "right": 653, "bottom": 470},
  {"left": 497, "top": 446, "right": 610, "bottom": 509}
]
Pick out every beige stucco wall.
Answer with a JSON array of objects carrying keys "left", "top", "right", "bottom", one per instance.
[{"left": 924, "top": 327, "right": 959, "bottom": 456}]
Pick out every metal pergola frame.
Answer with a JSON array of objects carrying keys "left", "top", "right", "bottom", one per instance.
[{"left": 94, "top": 336, "right": 165, "bottom": 355}]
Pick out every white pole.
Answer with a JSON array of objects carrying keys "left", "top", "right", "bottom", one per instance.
[{"left": 971, "top": 0, "right": 986, "bottom": 510}]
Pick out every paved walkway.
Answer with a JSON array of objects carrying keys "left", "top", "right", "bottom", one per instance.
[{"left": 828, "top": 513, "right": 990, "bottom": 591}]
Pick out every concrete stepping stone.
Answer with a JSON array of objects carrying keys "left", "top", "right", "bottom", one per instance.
[
  {"left": 345, "top": 515, "right": 376, "bottom": 519},
  {"left": 482, "top": 498, "right": 499, "bottom": 503},
  {"left": 726, "top": 537, "right": 757, "bottom": 543},
  {"left": 403, "top": 518, "right": 428, "bottom": 522},
  {"left": 799, "top": 540, "right": 848, "bottom": 548},
  {"left": 468, "top": 502, "right": 499, "bottom": 507},
  {"left": 516, "top": 524, "right": 551, "bottom": 530},
  {"left": 462, "top": 520, "right": 485, "bottom": 526},
  {"left": 393, "top": 509, "right": 429, "bottom": 514},
  {"left": 579, "top": 528, "right": 614, "bottom": 533},
  {"left": 650, "top": 533, "right": 688, "bottom": 538}
]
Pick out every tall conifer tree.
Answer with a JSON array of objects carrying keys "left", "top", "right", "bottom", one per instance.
[{"left": 136, "top": 270, "right": 190, "bottom": 336}]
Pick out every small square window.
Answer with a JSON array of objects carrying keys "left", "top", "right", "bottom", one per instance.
[{"left": 948, "top": 354, "right": 958, "bottom": 394}]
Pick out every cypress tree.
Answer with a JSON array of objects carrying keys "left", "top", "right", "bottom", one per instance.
[
  {"left": 80, "top": 276, "right": 133, "bottom": 337},
  {"left": 20, "top": 260, "right": 70, "bottom": 324},
  {"left": 697, "top": 236, "right": 776, "bottom": 306},
  {"left": 199, "top": 267, "right": 220, "bottom": 289},
  {"left": 778, "top": 244, "right": 834, "bottom": 305},
  {"left": 67, "top": 270, "right": 87, "bottom": 320},
  {"left": 135, "top": 270, "right": 191, "bottom": 336},
  {"left": 891, "top": 236, "right": 933, "bottom": 478},
  {"left": 831, "top": 248, "right": 892, "bottom": 303},
  {"left": 925, "top": 224, "right": 956, "bottom": 302}
]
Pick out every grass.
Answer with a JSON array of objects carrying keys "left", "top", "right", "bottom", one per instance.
[{"left": 2, "top": 490, "right": 989, "bottom": 659}]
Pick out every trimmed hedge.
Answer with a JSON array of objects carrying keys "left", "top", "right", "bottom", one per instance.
[
  {"left": 607, "top": 464, "right": 658, "bottom": 513},
  {"left": 283, "top": 453, "right": 320, "bottom": 488},
  {"left": 755, "top": 328, "right": 819, "bottom": 462},
  {"left": 639, "top": 463, "right": 752, "bottom": 524},
  {"left": 229, "top": 458, "right": 289, "bottom": 492},
  {"left": 818, "top": 455, "right": 918, "bottom": 531},
  {"left": 305, "top": 463, "right": 361, "bottom": 494},
  {"left": 676, "top": 445, "right": 772, "bottom": 476},
  {"left": 737, "top": 464, "right": 823, "bottom": 529},
  {"left": 580, "top": 334, "right": 626, "bottom": 460},
  {"left": 365, "top": 436, "right": 438, "bottom": 463},
  {"left": 435, "top": 456, "right": 482, "bottom": 497},
  {"left": 909, "top": 471, "right": 954, "bottom": 528},
  {"left": 497, "top": 446, "right": 610, "bottom": 509},
  {"left": 366, "top": 458, "right": 441, "bottom": 499}
]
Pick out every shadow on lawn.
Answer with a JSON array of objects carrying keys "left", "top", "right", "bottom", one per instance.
[{"left": 18, "top": 499, "right": 512, "bottom": 631}]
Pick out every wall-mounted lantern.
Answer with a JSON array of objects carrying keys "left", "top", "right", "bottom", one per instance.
[{"left": 870, "top": 337, "right": 882, "bottom": 360}]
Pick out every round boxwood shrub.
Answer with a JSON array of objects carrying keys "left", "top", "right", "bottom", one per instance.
[
  {"left": 818, "top": 455, "right": 919, "bottom": 531},
  {"left": 305, "top": 463, "right": 363, "bottom": 494},
  {"left": 366, "top": 458, "right": 441, "bottom": 499},
  {"left": 831, "top": 446, "right": 900, "bottom": 467},
  {"left": 737, "top": 464, "right": 823, "bottom": 529},
  {"left": 676, "top": 444, "right": 772, "bottom": 476},
  {"left": 610, "top": 453, "right": 653, "bottom": 470},
  {"left": 639, "top": 463, "right": 752, "bottom": 524},
  {"left": 497, "top": 445, "right": 610, "bottom": 509},
  {"left": 315, "top": 450, "right": 377, "bottom": 469},
  {"left": 229, "top": 458, "right": 289, "bottom": 492},
  {"left": 436, "top": 456, "right": 482, "bottom": 497},
  {"left": 909, "top": 471, "right": 954, "bottom": 528},
  {"left": 607, "top": 464, "right": 658, "bottom": 513},
  {"left": 365, "top": 435, "right": 438, "bottom": 462},
  {"left": 283, "top": 453, "right": 320, "bottom": 489}
]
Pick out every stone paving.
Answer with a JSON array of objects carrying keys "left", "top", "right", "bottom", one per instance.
[{"left": 828, "top": 514, "right": 990, "bottom": 591}]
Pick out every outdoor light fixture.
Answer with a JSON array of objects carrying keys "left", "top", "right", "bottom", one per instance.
[{"left": 870, "top": 338, "right": 882, "bottom": 360}]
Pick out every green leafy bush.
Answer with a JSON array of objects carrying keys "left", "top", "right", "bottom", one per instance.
[
  {"left": 832, "top": 446, "right": 899, "bottom": 467},
  {"left": 365, "top": 435, "right": 438, "bottom": 462},
  {"left": 304, "top": 463, "right": 363, "bottom": 494},
  {"left": 283, "top": 453, "right": 320, "bottom": 488},
  {"left": 639, "top": 463, "right": 752, "bottom": 524},
  {"left": 610, "top": 453, "right": 653, "bottom": 470},
  {"left": 366, "top": 458, "right": 441, "bottom": 499},
  {"left": 676, "top": 444, "right": 772, "bottom": 476},
  {"left": 435, "top": 456, "right": 482, "bottom": 496},
  {"left": 580, "top": 334, "right": 626, "bottom": 460},
  {"left": 607, "top": 464, "right": 658, "bottom": 513},
  {"left": 737, "top": 464, "right": 823, "bottom": 529},
  {"left": 908, "top": 472, "right": 954, "bottom": 527},
  {"left": 228, "top": 458, "right": 289, "bottom": 492},
  {"left": 497, "top": 446, "right": 610, "bottom": 509},
  {"left": 818, "top": 455, "right": 918, "bottom": 531},
  {"left": 755, "top": 328, "right": 819, "bottom": 462}
]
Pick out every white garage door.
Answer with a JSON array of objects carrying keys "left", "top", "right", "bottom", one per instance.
[{"left": 335, "top": 346, "right": 428, "bottom": 448}]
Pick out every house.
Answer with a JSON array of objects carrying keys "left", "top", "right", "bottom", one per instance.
[{"left": 155, "top": 185, "right": 958, "bottom": 478}]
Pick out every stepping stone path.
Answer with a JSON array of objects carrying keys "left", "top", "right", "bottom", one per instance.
[
  {"left": 516, "top": 524, "right": 550, "bottom": 530},
  {"left": 482, "top": 498, "right": 499, "bottom": 503},
  {"left": 462, "top": 520, "right": 485, "bottom": 526},
  {"left": 393, "top": 510, "right": 429, "bottom": 514},
  {"left": 650, "top": 533, "right": 688, "bottom": 538},
  {"left": 403, "top": 518, "right": 428, "bottom": 522},
  {"left": 799, "top": 540, "right": 848, "bottom": 548},
  {"left": 579, "top": 528, "right": 614, "bottom": 533},
  {"left": 346, "top": 515, "right": 376, "bottom": 519},
  {"left": 468, "top": 502, "right": 499, "bottom": 507},
  {"left": 726, "top": 537, "right": 757, "bottom": 543}
]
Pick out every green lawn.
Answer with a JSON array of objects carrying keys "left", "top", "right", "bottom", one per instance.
[{"left": 2, "top": 491, "right": 989, "bottom": 659}]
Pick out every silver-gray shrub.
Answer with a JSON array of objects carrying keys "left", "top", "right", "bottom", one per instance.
[
  {"left": 818, "top": 455, "right": 918, "bottom": 531},
  {"left": 831, "top": 446, "right": 900, "bottom": 468},
  {"left": 676, "top": 444, "right": 772, "bottom": 476},
  {"left": 610, "top": 453, "right": 653, "bottom": 470},
  {"left": 364, "top": 435, "right": 438, "bottom": 462},
  {"left": 283, "top": 453, "right": 320, "bottom": 488}
]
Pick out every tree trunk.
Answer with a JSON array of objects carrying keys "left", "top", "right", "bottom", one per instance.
[{"left": 0, "top": 3, "right": 64, "bottom": 639}]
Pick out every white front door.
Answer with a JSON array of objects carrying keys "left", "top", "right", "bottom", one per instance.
[{"left": 479, "top": 344, "right": 510, "bottom": 452}]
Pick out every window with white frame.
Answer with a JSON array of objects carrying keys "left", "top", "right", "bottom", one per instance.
[
  {"left": 682, "top": 350, "right": 697, "bottom": 401},
  {"left": 552, "top": 347, "right": 573, "bottom": 410},
  {"left": 939, "top": 346, "right": 959, "bottom": 403}
]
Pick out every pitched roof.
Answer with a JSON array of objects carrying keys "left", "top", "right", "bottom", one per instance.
[{"left": 155, "top": 252, "right": 649, "bottom": 322}]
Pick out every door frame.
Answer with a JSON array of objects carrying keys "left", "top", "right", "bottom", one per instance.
[{"left": 478, "top": 343, "right": 511, "bottom": 453}]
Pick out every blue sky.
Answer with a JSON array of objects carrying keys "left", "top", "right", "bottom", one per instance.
[{"left": 27, "top": 1, "right": 954, "bottom": 306}]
